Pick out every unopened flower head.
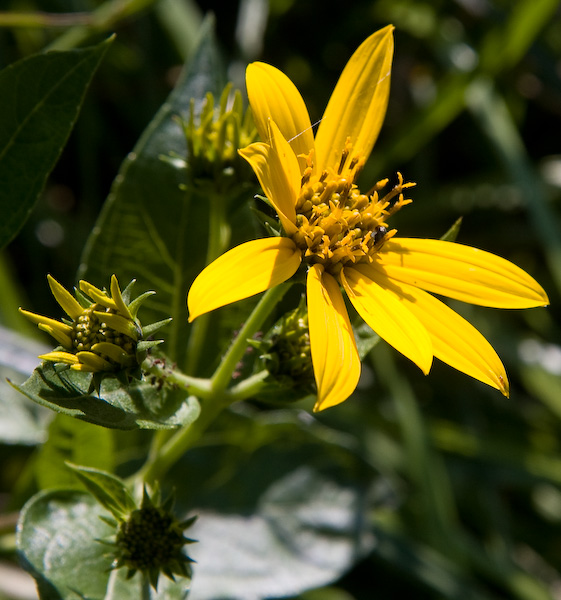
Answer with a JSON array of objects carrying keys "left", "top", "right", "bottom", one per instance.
[
  {"left": 105, "top": 488, "right": 196, "bottom": 590},
  {"left": 20, "top": 275, "right": 168, "bottom": 379},
  {"left": 187, "top": 25, "right": 549, "bottom": 411},
  {"left": 180, "top": 83, "right": 258, "bottom": 191},
  {"left": 251, "top": 300, "right": 314, "bottom": 395}
]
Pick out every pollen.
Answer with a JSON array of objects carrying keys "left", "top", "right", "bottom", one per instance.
[{"left": 291, "top": 146, "right": 414, "bottom": 275}]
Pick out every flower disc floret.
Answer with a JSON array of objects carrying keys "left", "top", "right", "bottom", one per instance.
[{"left": 291, "top": 158, "right": 413, "bottom": 275}]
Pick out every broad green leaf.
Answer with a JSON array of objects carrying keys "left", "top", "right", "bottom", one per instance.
[
  {"left": 66, "top": 463, "right": 136, "bottom": 520},
  {"left": 34, "top": 415, "right": 115, "bottom": 490},
  {"left": 0, "top": 37, "right": 112, "bottom": 250},
  {"left": 79, "top": 19, "right": 226, "bottom": 368},
  {"left": 17, "top": 490, "right": 114, "bottom": 600},
  {"left": 104, "top": 566, "right": 191, "bottom": 600},
  {"left": 18, "top": 489, "right": 194, "bottom": 600},
  {"left": 11, "top": 361, "right": 200, "bottom": 430},
  {"left": 171, "top": 410, "right": 386, "bottom": 600}
]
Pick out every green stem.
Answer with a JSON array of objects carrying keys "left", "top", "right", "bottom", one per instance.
[
  {"left": 138, "top": 284, "right": 290, "bottom": 485},
  {"left": 140, "top": 392, "right": 229, "bottom": 486},
  {"left": 211, "top": 282, "right": 292, "bottom": 391},
  {"left": 141, "top": 358, "right": 212, "bottom": 398},
  {"left": 186, "top": 192, "right": 231, "bottom": 375}
]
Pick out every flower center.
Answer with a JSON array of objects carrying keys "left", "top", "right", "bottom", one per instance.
[
  {"left": 73, "top": 305, "right": 136, "bottom": 356},
  {"left": 290, "top": 147, "right": 413, "bottom": 276},
  {"left": 116, "top": 506, "right": 185, "bottom": 571}
]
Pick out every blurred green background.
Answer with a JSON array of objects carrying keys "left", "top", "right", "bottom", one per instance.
[{"left": 1, "top": 0, "right": 561, "bottom": 598}]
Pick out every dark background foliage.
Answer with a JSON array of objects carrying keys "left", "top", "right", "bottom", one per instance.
[{"left": 1, "top": 0, "right": 561, "bottom": 598}]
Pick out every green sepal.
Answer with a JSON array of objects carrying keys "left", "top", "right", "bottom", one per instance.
[
  {"left": 137, "top": 340, "right": 164, "bottom": 353},
  {"left": 99, "top": 515, "right": 119, "bottom": 529},
  {"left": 127, "top": 290, "right": 156, "bottom": 319},
  {"left": 66, "top": 463, "right": 137, "bottom": 521},
  {"left": 141, "top": 318, "right": 173, "bottom": 337},
  {"left": 440, "top": 216, "right": 463, "bottom": 242},
  {"left": 250, "top": 205, "right": 283, "bottom": 237}
]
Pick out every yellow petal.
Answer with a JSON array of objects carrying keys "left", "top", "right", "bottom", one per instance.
[
  {"left": 307, "top": 264, "right": 360, "bottom": 411},
  {"left": 375, "top": 238, "right": 549, "bottom": 308},
  {"left": 246, "top": 61, "right": 315, "bottom": 170},
  {"left": 239, "top": 123, "right": 299, "bottom": 235},
  {"left": 377, "top": 274, "right": 509, "bottom": 395},
  {"left": 76, "top": 351, "right": 113, "bottom": 371},
  {"left": 47, "top": 275, "right": 82, "bottom": 320},
  {"left": 92, "top": 342, "right": 130, "bottom": 365},
  {"left": 110, "top": 275, "right": 133, "bottom": 320},
  {"left": 341, "top": 265, "right": 433, "bottom": 374},
  {"left": 314, "top": 25, "right": 394, "bottom": 173},
  {"left": 19, "top": 308, "right": 73, "bottom": 335},
  {"left": 188, "top": 238, "right": 301, "bottom": 322},
  {"left": 37, "top": 324, "right": 73, "bottom": 349},
  {"left": 93, "top": 311, "right": 139, "bottom": 341},
  {"left": 38, "top": 351, "right": 79, "bottom": 365},
  {"left": 79, "top": 280, "right": 117, "bottom": 311}
]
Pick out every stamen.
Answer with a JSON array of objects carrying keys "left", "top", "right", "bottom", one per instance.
[
  {"left": 337, "top": 149, "right": 349, "bottom": 175},
  {"left": 292, "top": 165, "right": 414, "bottom": 274}
]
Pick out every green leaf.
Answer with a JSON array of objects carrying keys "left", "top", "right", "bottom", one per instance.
[
  {"left": 0, "top": 37, "right": 113, "bottom": 250},
  {"left": 66, "top": 463, "right": 136, "bottom": 521},
  {"left": 17, "top": 489, "right": 114, "bottom": 600},
  {"left": 104, "top": 566, "right": 191, "bottom": 600},
  {"left": 11, "top": 362, "right": 200, "bottom": 430},
  {"left": 172, "top": 410, "right": 386, "bottom": 599},
  {"left": 79, "top": 19, "right": 225, "bottom": 367},
  {"left": 18, "top": 489, "right": 194, "bottom": 600},
  {"left": 34, "top": 415, "right": 115, "bottom": 490}
]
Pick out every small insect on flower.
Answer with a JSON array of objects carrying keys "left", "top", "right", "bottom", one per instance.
[{"left": 20, "top": 275, "right": 169, "bottom": 385}]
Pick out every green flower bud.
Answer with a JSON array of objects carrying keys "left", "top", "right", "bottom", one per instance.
[
  {"left": 179, "top": 83, "right": 258, "bottom": 194},
  {"left": 106, "top": 488, "right": 196, "bottom": 590},
  {"left": 251, "top": 299, "right": 316, "bottom": 402}
]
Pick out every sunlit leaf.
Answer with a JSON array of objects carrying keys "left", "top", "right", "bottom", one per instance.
[
  {"left": 17, "top": 490, "right": 114, "bottom": 600},
  {"left": 11, "top": 362, "right": 200, "bottom": 430}
]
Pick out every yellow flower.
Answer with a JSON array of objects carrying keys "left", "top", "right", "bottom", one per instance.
[
  {"left": 20, "top": 275, "right": 163, "bottom": 376},
  {"left": 187, "top": 25, "right": 549, "bottom": 411}
]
